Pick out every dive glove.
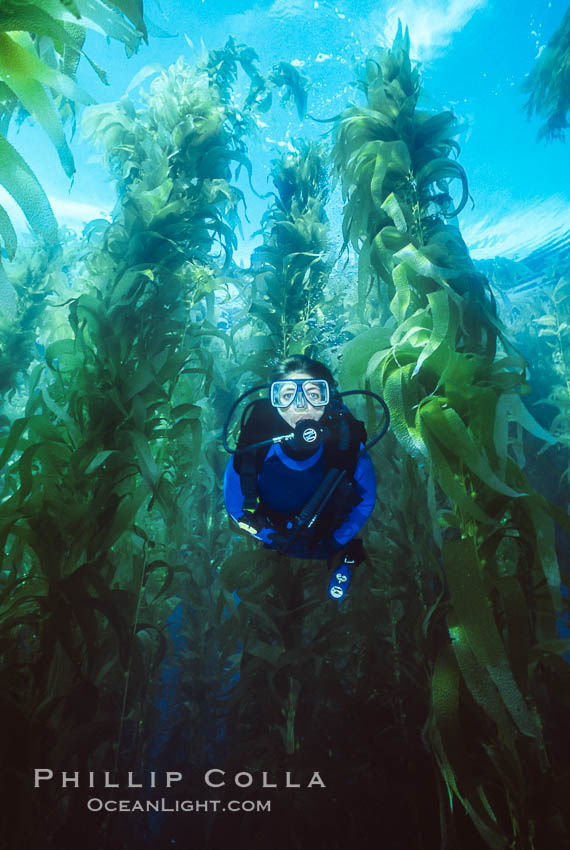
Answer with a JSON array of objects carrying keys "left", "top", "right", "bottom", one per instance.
[
  {"left": 236, "top": 511, "right": 295, "bottom": 552},
  {"left": 237, "top": 509, "right": 271, "bottom": 539}
]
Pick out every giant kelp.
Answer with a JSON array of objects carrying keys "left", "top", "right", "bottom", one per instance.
[
  {"left": 534, "top": 277, "right": 570, "bottom": 506},
  {"left": 0, "top": 42, "right": 258, "bottom": 847},
  {"left": 0, "top": 36, "right": 325, "bottom": 849},
  {"left": 522, "top": 5, "right": 570, "bottom": 142},
  {"left": 0, "top": 0, "right": 148, "bottom": 458},
  {"left": 0, "top": 0, "right": 147, "bottom": 292},
  {"left": 2, "top": 15, "right": 570, "bottom": 850},
  {"left": 249, "top": 140, "right": 331, "bottom": 360},
  {"left": 333, "top": 24, "right": 570, "bottom": 848}
]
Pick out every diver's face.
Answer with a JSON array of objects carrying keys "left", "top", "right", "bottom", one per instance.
[{"left": 276, "top": 372, "right": 326, "bottom": 429}]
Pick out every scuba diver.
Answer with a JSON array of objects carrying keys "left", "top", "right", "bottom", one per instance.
[{"left": 223, "top": 355, "right": 389, "bottom": 601}]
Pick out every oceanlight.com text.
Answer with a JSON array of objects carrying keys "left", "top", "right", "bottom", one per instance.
[{"left": 86, "top": 798, "right": 271, "bottom": 813}]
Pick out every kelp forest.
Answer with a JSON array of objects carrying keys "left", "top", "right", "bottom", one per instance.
[{"left": 1, "top": 2, "right": 570, "bottom": 849}]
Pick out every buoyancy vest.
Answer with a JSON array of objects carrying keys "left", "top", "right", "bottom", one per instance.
[{"left": 233, "top": 398, "right": 367, "bottom": 540}]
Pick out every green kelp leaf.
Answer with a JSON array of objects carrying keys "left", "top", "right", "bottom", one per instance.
[
  {"left": 381, "top": 191, "right": 409, "bottom": 232},
  {"left": 27, "top": 415, "right": 68, "bottom": 445},
  {"left": 45, "top": 338, "right": 81, "bottom": 372},
  {"left": 35, "top": 0, "right": 144, "bottom": 54},
  {"left": 134, "top": 179, "right": 174, "bottom": 226},
  {"left": 390, "top": 260, "right": 411, "bottom": 321},
  {"left": 240, "top": 599, "right": 283, "bottom": 635},
  {"left": 270, "top": 61, "right": 309, "bottom": 119},
  {"left": 53, "top": 0, "right": 81, "bottom": 17},
  {"left": 1, "top": 70, "right": 75, "bottom": 177},
  {"left": 136, "top": 623, "right": 167, "bottom": 672},
  {"left": 0, "top": 261, "right": 17, "bottom": 318},
  {"left": 339, "top": 326, "right": 391, "bottom": 390},
  {"left": 430, "top": 643, "right": 505, "bottom": 841},
  {"left": 393, "top": 242, "right": 460, "bottom": 296},
  {"left": 143, "top": 559, "right": 175, "bottom": 600},
  {"left": 497, "top": 576, "right": 529, "bottom": 692},
  {"left": 171, "top": 403, "right": 202, "bottom": 420},
  {"left": 0, "top": 5, "right": 70, "bottom": 40},
  {"left": 335, "top": 109, "right": 398, "bottom": 156},
  {"left": 431, "top": 643, "right": 466, "bottom": 796},
  {"left": 220, "top": 549, "right": 273, "bottom": 590},
  {"left": 0, "top": 417, "right": 27, "bottom": 476},
  {"left": 100, "top": 483, "right": 147, "bottom": 554},
  {"left": 188, "top": 419, "right": 202, "bottom": 468},
  {"left": 426, "top": 461, "right": 443, "bottom": 545},
  {"left": 199, "top": 148, "right": 257, "bottom": 199},
  {"left": 370, "top": 141, "right": 411, "bottom": 208},
  {"left": 351, "top": 240, "right": 371, "bottom": 319},
  {"left": 414, "top": 111, "right": 459, "bottom": 152},
  {"left": 0, "top": 135, "right": 58, "bottom": 243},
  {"left": 413, "top": 291, "right": 452, "bottom": 376},
  {"left": 529, "top": 638, "right": 570, "bottom": 659},
  {"left": 449, "top": 615, "right": 514, "bottom": 739},
  {"left": 129, "top": 430, "right": 159, "bottom": 490},
  {"left": 420, "top": 398, "right": 523, "bottom": 498},
  {"left": 108, "top": 0, "right": 147, "bottom": 39},
  {"left": 0, "top": 204, "right": 17, "bottom": 260},
  {"left": 122, "top": 361, "right": 160, "bottom": 403},
  {"left": 84, "top": 450, "right": 117, "bottom": 474},
  {"left": 390, "top": 307, "right": 431, "bottom": 350},
  {"left": 494, "top": 393, "right": 557, "bottom": 459},
  {"left": 247, "top": 639, "right": 284, "bottom": 667},
  {"left": 0, "top": 32, "right": 94, "bottom": 105},
  {"left": 415, "top": 158, "right": 469, "bottom": 218},
  {"left": 422, "top": 427, "right": 493, "bottom": 524},
  {"left": 249, "top": 302, "right": 280, "bottom": 336},
  {"left": 40, "top": 386, "right": 76, "bottom": 434},
  {"left": 126, "top": 62, "right": 163, "bottom": 94},
  {"left": 444, "top": 538, "right": 542, "bottom": 739},
  {"left": 0, "top": 5, "right": 93, "bottom": 87},
  {"left": 383, "top": 364, "right": 428, "bottom": 459},
  {"left": 60, "top": 22, "right": 86, "bottom": 81},
  {"left": 524, "top": 498, "right": 562, "bottom": 611},
  {"left": 365, "top": 347, "right": 392, "bottom": 384},
  {"left": 436, "top": 350, "right": 479, "bottom": 398}
]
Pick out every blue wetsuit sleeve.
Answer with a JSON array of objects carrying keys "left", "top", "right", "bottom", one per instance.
[
  {"left": 223, "top": 457, "right": 245, "bottom": 522},
  {"left": 223, "top": 458, "right": 274, "bottom": 544},
  {"left": 332, "top": 447, "right": 376, "bottom": 547}
]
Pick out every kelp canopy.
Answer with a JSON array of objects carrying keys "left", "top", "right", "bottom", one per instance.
[{"left": 1, "top": 11, "right": 569, "bottom": 850}]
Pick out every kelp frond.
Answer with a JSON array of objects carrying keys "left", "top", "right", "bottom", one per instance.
[
  {"left": 522, "top": 6, "right": 570, "bottom": 141},
  {"left": 249, "top": 141, "right": 331, "bottom": 359},
  {"left": 0, "top": 0, "right": 147, "bottom": 253}
]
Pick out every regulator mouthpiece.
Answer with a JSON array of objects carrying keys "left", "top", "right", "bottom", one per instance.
[{"left": 292, "top": 419, "right": 324, "bottom": 449}]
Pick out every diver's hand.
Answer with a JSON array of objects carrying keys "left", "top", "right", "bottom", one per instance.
[
  {"left": 236, "top": 510, "right": 272, "bottom": 540},
  {"left": 264, "top": 525, "right": 314, "bottom": 554},
  {"left": 266, "top": 526, "right": 317, "bottom": 555},
  {"left": 264, "top": 529, "right": 290, "bottom": 553}
]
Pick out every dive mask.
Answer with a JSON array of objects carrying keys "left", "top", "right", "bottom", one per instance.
[{"left": 270, "top": 379, "right": 329, "bottom": 410}]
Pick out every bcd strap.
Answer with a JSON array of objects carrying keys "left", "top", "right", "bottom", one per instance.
[
  {"left": 239, "top": 451, "right": 259, "bottom": 512},
  {"left": 234, "top": 397, "right": 367, "bottom": 534},
  {"left": 321, "top": 403, "right": 367, "bottom": 479}
]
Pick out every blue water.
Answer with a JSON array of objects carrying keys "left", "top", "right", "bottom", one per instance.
[{"left": 4, "top": 0, "right": 569, "bottom": 265}]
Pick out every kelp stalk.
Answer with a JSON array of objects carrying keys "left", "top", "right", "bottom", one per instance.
[{"left": 334, "top": 24, "right": 570, "bottom": 847}]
